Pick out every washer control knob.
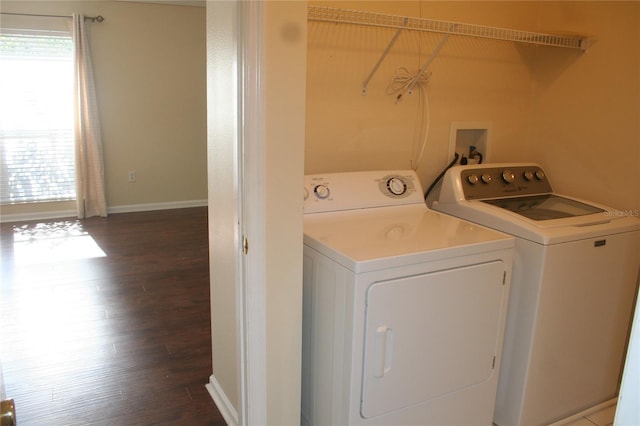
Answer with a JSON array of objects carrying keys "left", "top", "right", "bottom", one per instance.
[
  {"left": 467, "top": 174, "right": 479, "bottom": 185},
  {"left": 387, "top": 177, "right": 407, "bottom": 195},
  {"left": 535, "top": 169, "right": 546, "bottom": 180},
  {"left": 481, "top": 173, "right": 492, "bottom": 184},
  {"left": 314, "top": 184, "right": 330, "bottom": 199},
  {"left": 523, "top": 170, "right": 535, "bottom": 181},
  {"left": 502, "top": 170, "right": 515, "bottom": 183}
]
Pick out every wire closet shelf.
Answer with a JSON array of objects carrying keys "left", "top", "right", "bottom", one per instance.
[{"left": 308, "top": 6, "right": 589, "bottom": 51}]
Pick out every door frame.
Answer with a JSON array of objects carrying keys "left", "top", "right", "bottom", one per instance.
[{"left": 237, "top": 0, "right": 267, "bottom": 424}]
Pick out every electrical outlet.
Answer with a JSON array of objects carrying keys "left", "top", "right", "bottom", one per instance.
[{"left": 128, "top": 171, "right": 136, "bottom": 182}]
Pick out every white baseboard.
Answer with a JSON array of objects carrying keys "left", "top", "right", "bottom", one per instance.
[
  {"left": 547, "top": 398, "right": 617, "bottom": 425},
  {"left": 206, "top": 374, "right": 239, "bottom": 426},
  {"left": 107, "top": 199, "right": 208, "bottom": 214},
  {"left": 0, "top": 200, "right": 208, "bottom": 223}
]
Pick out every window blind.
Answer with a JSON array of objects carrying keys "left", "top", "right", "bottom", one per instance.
[{"left": 0, "top": 32, "right": 76, "bottom": 204}]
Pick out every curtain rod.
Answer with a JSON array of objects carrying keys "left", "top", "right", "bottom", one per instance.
[{"left": 0, "top": 12, "right": 104, "bottom": 23}]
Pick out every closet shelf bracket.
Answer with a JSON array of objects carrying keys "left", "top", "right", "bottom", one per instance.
[
  {"left": 308, "top": 6, "right": 590, "bottom": 51},
  {"left": 362, "top": 17, "right": 407, "bottom": 95},
  {"left": 405, "top": 26, "right": 454, "bottom": 96}
]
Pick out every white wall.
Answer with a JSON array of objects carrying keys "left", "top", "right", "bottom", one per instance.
[{"left": 615, "top": 291, "right": 640, "bottom": 424}]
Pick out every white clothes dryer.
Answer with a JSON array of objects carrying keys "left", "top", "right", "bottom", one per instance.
[
  {"left": 428, "top": 162, "right": 640, "bottom": 425},
  {"left": 301, "top": 170, "right": 515, "bottom": 426}
]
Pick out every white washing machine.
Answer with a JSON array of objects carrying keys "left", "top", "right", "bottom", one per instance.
[
  {"left": 301, "top": 170, "right": 515, "bottom": 426},
  {"left": 428, "top": 162, "right": 640, "bottom": 425}
]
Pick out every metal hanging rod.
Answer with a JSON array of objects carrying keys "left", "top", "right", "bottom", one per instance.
[
  {"left": 0, "top": 12, "right": 104, "bottom": 23},
  {"left": 308, "top": 5, "right": 589, "bottom": 51}
]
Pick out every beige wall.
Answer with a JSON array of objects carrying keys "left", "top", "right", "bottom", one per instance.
[
  {"left": 306, "top": 1, "right": 639, "bottom": 212},
  {"left": 306, "top": 1, "right": 540, "bottom": 187},
  {"left": 531, "top": 1, "right": 640, "bottom": 211},
  {"left": 1, "top": 1, "right": 206, "bottom": 219},
  {"left": 206, "top": 0, "right": 239, "bottom": 418},
  {"left": 264, "top": 3, "right": 306, "bottom": 424}
]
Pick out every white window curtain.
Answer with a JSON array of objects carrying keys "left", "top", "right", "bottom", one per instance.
[{"left": 71, "top": 14, "right": 107, "bottom": 218}]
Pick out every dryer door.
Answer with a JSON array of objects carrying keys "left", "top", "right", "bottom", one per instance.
[{"left": 361, "top": 261, "right": 506, "bottom": 419}]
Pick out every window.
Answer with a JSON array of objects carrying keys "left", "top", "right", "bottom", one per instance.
[{"left": 0, "top": 29, "right": 75, "bottom": 204}]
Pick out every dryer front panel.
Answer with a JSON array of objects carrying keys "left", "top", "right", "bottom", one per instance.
[{"left": 361, "top": 260, "right": 506, "bottom": 420}]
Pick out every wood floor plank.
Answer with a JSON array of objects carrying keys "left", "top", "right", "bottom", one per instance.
[{"left": 1, "top": 207, "right": 226, "bottom": 425}]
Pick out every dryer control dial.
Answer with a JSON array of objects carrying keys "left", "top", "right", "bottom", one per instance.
[
  {"left": 502, "top": 170, "right": 515, "bottom": 183},
  {"left": 535, "top": 169, "right": 546, "bottom": 180},
  {"left": 467, "top": 175, "right": 479, "bottom": 185},
  {"left": 314, "top": 184, "right": 330, "bottom": 199},
  {"left": 481, "top": 174, "right": 492, "bottom": 184},
  {"left": 387, "top": 177, "right": 407, "bottom": 195},
  {"left": 523, "top": 170, "right": 535, "bottom": 181}
]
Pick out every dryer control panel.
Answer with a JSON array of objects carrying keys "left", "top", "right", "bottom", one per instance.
[
  {"left": 459, "top": 165, "right": 553, "bottom": 200},
  {"left": 304, "top": 170, "right": 424, "bottom": 214}
]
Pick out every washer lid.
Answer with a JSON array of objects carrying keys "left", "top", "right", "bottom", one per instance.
[
  {"left": 304, "top": 204, "right": 513, "bottom": 273},
  {"left": 483, "top": 194, "right": 604, "bottom": 221}
]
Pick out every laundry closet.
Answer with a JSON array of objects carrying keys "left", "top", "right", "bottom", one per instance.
[{"left": 302, "top": 1, "right": 640, "bottom": 425}]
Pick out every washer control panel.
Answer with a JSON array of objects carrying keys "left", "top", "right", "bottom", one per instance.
[
  {"left": 304, "top": 170, "right": 424, "bottom": 213},
  {"left": 460, "top": 165, "right": 553, "bottom": 200}
]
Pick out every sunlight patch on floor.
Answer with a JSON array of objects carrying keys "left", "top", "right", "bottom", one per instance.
[{"left": 13, "top": 220, "right": 106, "bottom": 265}]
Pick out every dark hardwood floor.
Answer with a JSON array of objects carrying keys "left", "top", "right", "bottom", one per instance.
[{"left": 0, "top": 207, "right": 226, "bottom": 425}]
